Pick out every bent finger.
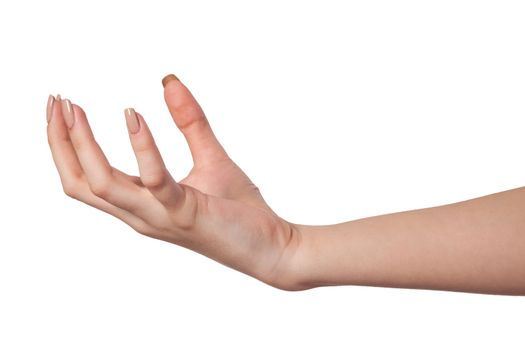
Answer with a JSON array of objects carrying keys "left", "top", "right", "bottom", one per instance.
[
  {"left": 59, "top": 98, "right": 151, "bottom": 214},
  {"left": 125, "top": 108, "right": 184, "bottom": 209},
  {"left": 46, "top": 95, "right": 151, "bottom": 232}
]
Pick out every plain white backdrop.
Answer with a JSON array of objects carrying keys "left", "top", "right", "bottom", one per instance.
[{"left": 1, "top": 0, "right": 524, "bottom": 348}]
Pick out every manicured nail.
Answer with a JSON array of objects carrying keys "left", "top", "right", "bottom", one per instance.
[
  {"left": 56, "top": 94, "right": 62, "bottom": 102},
  {"left": 61, "top": 99, "right": 75, "bottom": 129},
  {"left": 162, "top": 73, "right": 179, "bottom": 88},
  {"left": 46, "top": 94, "right": 55, "bottom": 123},
  {"left": 125, "top": 108, "right": 140, "bottom": 134}
]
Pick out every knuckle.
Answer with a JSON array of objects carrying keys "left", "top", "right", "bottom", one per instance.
[
  {"left": 134, "top": 137, "right": 155, "bottom": 154},
  {"left": 175, "top": 106, "right": 207, "bottom": 131},
  {"left": 89, "top": 176, "right": 113, "bottom": 198},
  {"left": 70, "top": 136, "right": 84, "bottom": 151},
  {"left": 177, "top": 103, "right": 201, "bottom": 117},
  {"left": 62, "top": 180, "right": 81, "bottom": 199},
  {"left": 133, "top": 223, "right": 156, "bottom": 237},
  {"left": 62, "top": 183, "right": 78, "bottom": 199},
  {"left": 141, "top": 172, "right": 167, "bottom": 190}
]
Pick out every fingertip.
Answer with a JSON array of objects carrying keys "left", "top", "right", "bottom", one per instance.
[
  {"left": 163, "top": 79, "right": 183, "bottom": 103},
  {"left": 163, "top": 79, "right": 206, "bottom": 128},
  {"left": 162, "top": 73, "right": 180, "bottom": 88},
  {"left": 135, "top": 111, "right": 145, "bottom": 121},
  {"left": 47, "top": 95, "right": 65, "bottom": 131},
  {"left": 134, "top": 112, "right": 150, "bottom": 132},
  {"left": 127, "top": 111, "right": 157, "bottom": 152},
  {"left": 124, "top": 107, "right": 140, "bottom": 134},
  {"left": 72, "top": 103, "right": 86, "bottom": 117},
  {"left": 46, "top": 95, "right": 55, "bottom": 123}
]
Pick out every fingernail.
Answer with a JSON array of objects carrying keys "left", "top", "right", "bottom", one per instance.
[
  {"left": 61, "top": 98, "right": 75, "bottom": 129},
  {"left": 46, "top": 94, "right": 55, "bottom": 123},
  {"left": 125, "top": 108, "right": 140, "bottom": 134},
  {"left": 56, "top": 94, "right": 62, "bottom": 102},
  {"left": 162, "top": 73, "right": 179, "bottom": 88}
]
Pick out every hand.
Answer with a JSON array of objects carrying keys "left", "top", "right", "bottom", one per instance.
[{"left": 46, "top": 74, "right": 302, "bottom": 290}]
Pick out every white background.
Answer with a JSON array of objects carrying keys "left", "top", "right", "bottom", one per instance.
[{"left": 1, "top": 0, "right": 524, "bottom": 348}]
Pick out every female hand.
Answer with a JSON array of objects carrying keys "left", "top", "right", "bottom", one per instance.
[
  {"left": 47, "top": 74, "right": 525, "bottom": 296},
  {"left": 46, "top": 74, "right": 302, "bottom": 290}
]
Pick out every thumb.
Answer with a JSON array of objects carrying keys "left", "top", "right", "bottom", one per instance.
[{"left": 162, "top": 74, "right": 229, "bottom": 166}]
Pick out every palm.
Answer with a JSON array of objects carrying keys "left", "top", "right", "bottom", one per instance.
[
  {"left": 158, "top": 78, "right": 295, "bottom": 285},
  {"left": 46, "top": 75, "right": 297, "bottom": 290},
  {"left": 176, "top": 147, "right": 292, "bottom": 287},
  {"left": 162, "top": 79, "right": 276, "bottom": 215},
  {"left": 180, "top": 158, "right": 272, "bottom": 213}
]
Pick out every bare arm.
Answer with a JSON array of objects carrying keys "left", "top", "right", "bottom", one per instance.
[
  {"left": 47, "top": 74, "right": 525, "bottom": 296},
  {"left": 288, "top": 187, "right": 525, "bottom": 295}
]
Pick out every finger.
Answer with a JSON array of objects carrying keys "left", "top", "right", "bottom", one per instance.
[
  {"left": 59, "top": 98, "right": 151, "bottom": 214},
  {"left": 47, "top": 95, "right": 84, "bottom": 184},
  {"left": 162, "top": 74, "right": 229, "bottom": 167},
  {"left": 48, "top": 96, "right": 142, "bottom": 187},
  {"left": 124, "top": 107, "right": 185, "bottom": 209},
  {"left": 46, "top": 95, "right": 150, "bottom": 232}
]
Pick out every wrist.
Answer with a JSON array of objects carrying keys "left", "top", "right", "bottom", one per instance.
[
  {"left": 265, "top": 222, "right": 320, "bottom": 291},
  {"left": 279, "top": 222, "right": 347, "bottom": 291}
]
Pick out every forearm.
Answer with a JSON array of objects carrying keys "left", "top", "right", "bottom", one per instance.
[{"left": 289, "top": 187, "right": 525, "bottom": 295}]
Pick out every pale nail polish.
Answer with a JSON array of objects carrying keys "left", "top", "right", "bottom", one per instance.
[
  {"left": 161, "top": 73, "right": 179, "bottom": 88},
  {"left": 46, "top": 94, "right": 55, "bottom": 123},
  {"left": 61, "top": 99, "right": 75, "bottom": 128},
  {"left": 125, "top": 108, "right": 140, "bottom": 134}
]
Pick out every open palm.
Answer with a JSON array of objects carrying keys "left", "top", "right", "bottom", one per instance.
[{"left": 46, "top": 75, "right": 301, "bottom": 290}]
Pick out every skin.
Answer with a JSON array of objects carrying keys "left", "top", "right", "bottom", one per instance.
[{"left": 47, "top": 77, "right": 525, "bottom": 295}]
